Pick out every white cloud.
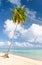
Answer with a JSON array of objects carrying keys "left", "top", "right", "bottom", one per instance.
[
  {"left": 0, "top": 40, "right": 42, "bottom": 48},
  {"left": 14, "top": 42, "right": 42, "bottom": 48},
  {"left": 0, "top": 41, "right": 12, "bottom": 46},
  {"left": 15, "top": 42, "right": 33, "bottom": 47},
  {"left": 21, "top": 24, "right": 42, "bottom": 43},
  {"left": 32, "top": 24, "right": 42, "bottom": 36},
  {"left": 4, "top": 19, "right": 24, "bottom": 39},
  {"left": 4, "top": 19, "right": 18, "bottom": 39},
  {"left": 35, "top": 45, "right": 42, "bottom": 48},
  {"left": 26, "top": 8, "right": 37, "bottom": 19},
  {"left": 0, "top": 40, "right": 34, "bottom": 48},
  {"left": 26, "top": 8, "right": 42, "bottom": 25},
  {"left": 4, "top": 19, "right": 42, "bottom": 44},
  {"left": 8, "top": 0, "right": 21, "bottom": 6},
  {"left": 6, "top": 41, "right": 42, "bottom": 48},
  {"left": 7, "top": 41, "right": 11, "bottom": 46},
  {"left": 35, "top": 37, "right": 42, "bottom": 43},
  {"left": 0, "top": 40, "right": 33, "bottom": 48},
  {"left": 0, "top": 41, "right": 4, "bottom": 46}
]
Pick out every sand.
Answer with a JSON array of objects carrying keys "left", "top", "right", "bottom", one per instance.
[{"left": 0, "top": 53, "right": 42, "bottom": 65}]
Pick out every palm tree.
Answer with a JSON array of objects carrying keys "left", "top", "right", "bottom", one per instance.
[{"left": 3, "top": 6, "right": 27, "bottom": 58}]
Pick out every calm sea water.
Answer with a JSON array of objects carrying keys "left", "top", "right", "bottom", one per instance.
[{"left": 0, "top": 48, "right": 42, "bottom": 60}]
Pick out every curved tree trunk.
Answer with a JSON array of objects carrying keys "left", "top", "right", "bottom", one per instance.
[{"left": 3, "top": 22, "right": 18, "bottom": 58}]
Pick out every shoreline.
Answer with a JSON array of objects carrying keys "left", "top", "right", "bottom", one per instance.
[
  {"left": 12, "top": 54, "right": 42, "bottom": 61},
  {"left": 0, "top": 53, "right": 42, "bottom": 65}
]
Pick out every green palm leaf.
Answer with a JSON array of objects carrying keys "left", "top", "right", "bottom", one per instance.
[{"left": 12, "top": 6, "right": 27, "bottom": 25}]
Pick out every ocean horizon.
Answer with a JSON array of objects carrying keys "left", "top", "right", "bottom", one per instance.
[{"left": 0, "top": 48, "right": 42, "bottom": 60}]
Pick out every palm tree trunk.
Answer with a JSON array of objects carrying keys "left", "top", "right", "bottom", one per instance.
[{"left": 3, "top": 21, "right": 18, "bottom": 58}]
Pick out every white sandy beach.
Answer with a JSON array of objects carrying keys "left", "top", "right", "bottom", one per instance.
[{"left": 0, "top": 53, "right": 42, "bottom": 65}]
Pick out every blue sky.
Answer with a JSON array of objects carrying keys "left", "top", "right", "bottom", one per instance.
[{"left": 0, "top": 0, "right": 42, "bottom": 49}]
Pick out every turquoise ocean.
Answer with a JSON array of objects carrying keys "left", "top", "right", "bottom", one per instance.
[{"left": 0, "top": 48, "right": 42, "bottom": 60}]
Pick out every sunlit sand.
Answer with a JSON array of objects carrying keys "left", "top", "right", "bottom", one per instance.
[{"left": 0, "top": 53, "right": 42, "bottom": 65}]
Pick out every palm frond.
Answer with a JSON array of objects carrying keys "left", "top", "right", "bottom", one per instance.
[{"left": 12, "top": 6, "right": 27, "bottom": 25}]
